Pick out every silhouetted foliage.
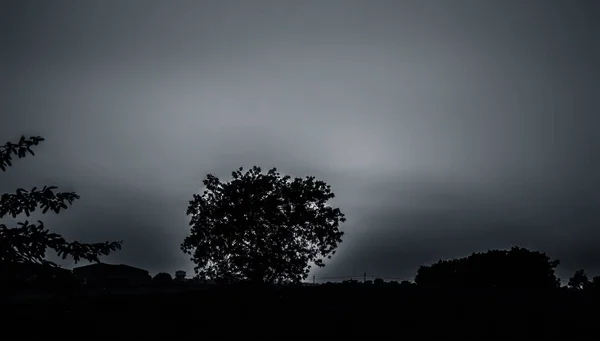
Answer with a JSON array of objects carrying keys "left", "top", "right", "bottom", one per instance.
[
  {"left": 0, "top": 135, "right": 122, "bottom": 271},
  {"left": 400, "top": 280, "right": 416, "bottom": 289},
  {"left": 182, "top": 166, "right": 346, "bottom": 284},
  {"left": 568, "top": 269, "right": 589, "bottom": 290},
  {"left": 374, "top": 278, "right": 385, "bottom": 285},
  {"left": 153, "top": 272, "right": 173, "bottom": 286},
  {"left": 342, "top": 279, "right": 359, "bottom": 285},
  {"left": 590, "top": 276, "right": 600, "bottom": 290},
  {"left": 5, "top": 247, "right": 600, "bottom": 339},
  {"left": 415, "top": 246, "right": 561, "bottom": 289}
]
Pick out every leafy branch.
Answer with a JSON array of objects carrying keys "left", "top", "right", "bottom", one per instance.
[
  {"left": 0, "top": 135, "right": 45, "bottom": 171},
  {"left": 0, "top": 220, "right": 122, "bottom": 265},
  {"left": 0, "top": 186, "right": 80, "bottom": 218},
  {"left": 0, "top": 134, "right": 122, "bottom": 267}
]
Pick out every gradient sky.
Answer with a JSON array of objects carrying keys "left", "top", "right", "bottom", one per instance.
[{"left": 1, "top": 0, "right": 599, "bottom": 282}]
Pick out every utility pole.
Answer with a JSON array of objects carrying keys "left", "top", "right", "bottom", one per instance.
[
  {"left": 364, "top": 272, "right": 366, "bottom": 283},
  {"left": 313, "top": 274, "right": 315, "bottom": 286}
]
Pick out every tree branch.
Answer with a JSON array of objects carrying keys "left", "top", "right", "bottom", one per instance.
[
  {"left": 0, "top": 220, "right": 122, "bottom": 266},
  {"left": 0, "top": 135, "right": 45, "bottom": 172},
  {"left": 0, "top": 186, "right": 80, "bottom": 219}
]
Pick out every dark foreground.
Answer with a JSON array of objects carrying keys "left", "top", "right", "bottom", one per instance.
[{"left": 4, "top": 286, "right": 599, "bottom": 339}]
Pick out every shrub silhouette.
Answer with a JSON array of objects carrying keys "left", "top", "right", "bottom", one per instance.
[
  {"left": 182, "top": 166, "right": 346, "bottom": 284},
  {"left": 415, "top": 246, "right": 560, "bottom": 289},
  {"left": 153, "top": 272, "right": 173, "bottom": 286}
]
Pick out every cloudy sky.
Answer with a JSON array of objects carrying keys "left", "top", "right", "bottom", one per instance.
[{"left": 1, "top": 0, "right": 599, "bottom": 282}]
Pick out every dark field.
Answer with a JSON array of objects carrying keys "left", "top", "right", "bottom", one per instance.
[{"left": 5, "top": 286, "right": 599, "bottom": 339}]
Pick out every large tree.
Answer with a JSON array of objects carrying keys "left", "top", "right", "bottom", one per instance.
[
  {"left": 0, "top": 135, "right": 122, "bottom": 271},
  {"left": 181, "top": 166, "right": 346, "bottom": 284}
]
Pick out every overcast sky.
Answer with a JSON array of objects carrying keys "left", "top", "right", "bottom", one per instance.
[{"left": 1, "top": 0, "right": 599, "bottom": 282}]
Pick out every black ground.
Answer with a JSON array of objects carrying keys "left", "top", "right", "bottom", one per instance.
[{"left": 4, "top": 286, "right": 599, "bottom": 339}]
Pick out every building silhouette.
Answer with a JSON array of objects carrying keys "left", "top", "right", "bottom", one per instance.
[{"left": 72, "top": 263, "right": 151, "bottom": 288}]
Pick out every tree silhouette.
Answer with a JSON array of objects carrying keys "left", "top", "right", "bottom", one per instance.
[
  {"left": 0, "top": 135, "right": 122, "bottom": 269},
  {"left": 181, "top": 166, "right": 346, "bottom": 284},
  {"left": 415, "top": 247, "right": 561, "bottom": 289},
  {"left": 590, "top": 276, "right": 600, "bottom": 290},
  {"left": 373, "top": 278, "right": 385, "bottom": 285},
  {"left": 399, "top": 280, "right": 415, "bottom": 288},
  {"left": 152, "top": 272, "right": 173, "bottom": 286},
  {"left": 568, "top": 269, "right": 589, "bottom": 290}
]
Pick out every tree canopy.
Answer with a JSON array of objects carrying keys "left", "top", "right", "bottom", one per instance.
[
  {"left": 0, "top": 135, "right": 122, "bottom": 268},
  {"left": 181, "top": 166, "right": 346, "bottom": 284},
  {"left": 568, "top": 269, "right": 589, "bottom": 290},
  {"left": 415, "top": 247, "right": 561, "bottom": 289},
  {"left": 153, "top": 272, "right": 173, "bottom": 286}
]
